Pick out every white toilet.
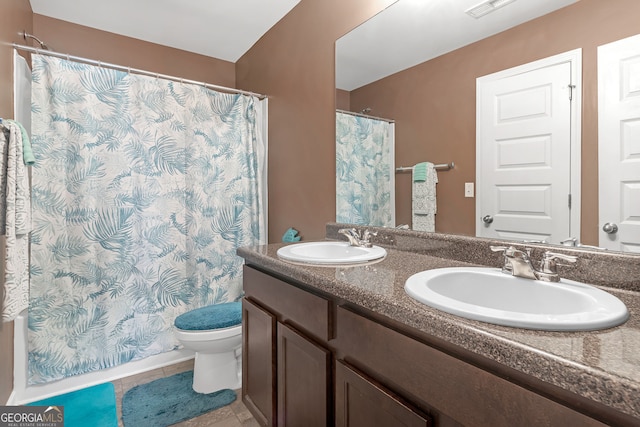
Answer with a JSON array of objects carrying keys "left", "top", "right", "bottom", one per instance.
[{"left": 174, "top": 301, "right": 243, "bottom": 394}]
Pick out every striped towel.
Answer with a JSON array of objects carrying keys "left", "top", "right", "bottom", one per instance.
[{"left": 412, "top": 162, "right": 438, "bottom": 232}]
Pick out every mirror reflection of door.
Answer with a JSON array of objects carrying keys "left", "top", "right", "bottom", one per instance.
[
  {"left": 598, "top": 34, "right": 640, "bottom": 253},
  {"left": 476, "top": 50, "right": 582, "bottom": 244}
]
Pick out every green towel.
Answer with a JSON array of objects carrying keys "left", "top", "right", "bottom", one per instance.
[
  {"left": 413, "top": 162, "right": 428, "bottom": 182},
  {"left": 6, "top": 120, "right": 35, "bottom": 166}
]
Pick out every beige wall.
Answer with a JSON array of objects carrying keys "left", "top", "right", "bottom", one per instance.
[
  {"left": 237, "top": 0, "right": 394, "bottom": 241},
  {"left": 349, "top": 0, "right": 640, "bottom": 245},
  {"left": 336, "top": 89, "right": 350, "bottom": 111},
  {"left": 0, "top": 0, "right": 33, "bottom": 404}
]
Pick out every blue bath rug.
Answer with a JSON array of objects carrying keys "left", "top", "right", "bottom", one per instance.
[
  {"left": 27, "top": 382, "right": 117, "bottom": 427},
  {"left": 121, "top": 370, "right": 236, "bottom": 427}
]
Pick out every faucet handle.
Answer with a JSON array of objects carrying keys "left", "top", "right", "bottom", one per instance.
[
  {"left": 543, "top": 251, "right": 577, "bottom": 263},
  {"left": 539, "top": 251, "right": 577, "bottom": 274},
  {"left": 560, "top": 237, "right": 578, "bottom": 246},
  {"left": 361, "top": 229, "right": 377, "bottom": 247},
  {"left": 362, "top": 229, "right": 377, "bottom": 238},
  {"left": 490, "top": 246, "right": 512, "bottom": 273},
  {"left": 505, "top": 246, "right": 531, "bottom": 259}
]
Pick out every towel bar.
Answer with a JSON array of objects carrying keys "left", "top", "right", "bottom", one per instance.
[{"left": 395, "top": 162, "right": 454, "bottom": 172}]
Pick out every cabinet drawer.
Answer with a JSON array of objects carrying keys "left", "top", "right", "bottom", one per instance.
[
  {"left": 336, "top": 306, "right": 606, "bottom": 427},
  {"left": 243, "top": 265, "right": 331, "bottom": 342}
]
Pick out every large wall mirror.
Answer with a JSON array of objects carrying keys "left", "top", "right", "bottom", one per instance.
[{"left": 335, "top": 0, "right": 640, "bottom": 254}]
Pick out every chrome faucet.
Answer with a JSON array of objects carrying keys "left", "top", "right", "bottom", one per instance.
[
  {"left": 497, "top": 246, "right": 537, "bottom": 279},
  {"left": 490, "top": 245, "right": 577, "bottom": 282},
  {"left": 338, "top": 228, "right": 377, "bottom": 248}
]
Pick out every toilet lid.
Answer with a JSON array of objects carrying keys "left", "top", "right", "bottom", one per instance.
[{"left": 174, "top": 301, "right": 242, "bottom": 331}]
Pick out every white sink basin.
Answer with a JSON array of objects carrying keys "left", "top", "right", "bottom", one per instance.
[
  {"left": 404, "top": 267, "right": 629, "bottom": 331},
  {"left": 277, "top": 241, "right": 386, "bottom": 265}
]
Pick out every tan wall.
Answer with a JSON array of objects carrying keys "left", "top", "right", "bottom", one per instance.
[
  {"left": 0, "top": 0, "right": 33, "bottom": 404},
  {"left": 336, "top": 89, "right": 350, "bottom": 111},
  {"left": 349, "top": 0, "right": 640, "bottom": 245},
  {"left": 237, "top": 0, "right": 395, "bottom": 241}
]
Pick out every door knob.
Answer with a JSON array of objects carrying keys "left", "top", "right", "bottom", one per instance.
[
  {"left": 602, "top": 223, "right": 618, "bottom": 234},
  {"left": 482, "top": 215, "right": 493, "bottom": 224}
]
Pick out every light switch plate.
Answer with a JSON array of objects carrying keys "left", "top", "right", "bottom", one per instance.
[{"left": 465, "top": 182, "right": 474, "bottom": 198}]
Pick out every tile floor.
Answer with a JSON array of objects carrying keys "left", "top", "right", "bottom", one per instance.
[{"left": 113, "top": 359, "right": 259, "bottom": 426}]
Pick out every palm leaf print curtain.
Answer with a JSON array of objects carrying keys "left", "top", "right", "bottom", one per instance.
[
  {"left": 28, "top": 54, "right": 266, "bottom": 384},
  {"left": 336, "top": 111, "right": 395, "bottom": 227}
]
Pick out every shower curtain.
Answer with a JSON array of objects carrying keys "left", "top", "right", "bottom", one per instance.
[
  {"left": 336, "top": 111, "right": 395, "bottom": 227},
  {"left": 28, "top": 54, "right": 267, "bottom": 384}
]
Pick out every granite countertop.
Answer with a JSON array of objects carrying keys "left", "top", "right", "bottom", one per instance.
[{"left": 237, "top": 242, "right": 640, "bottom": 421}]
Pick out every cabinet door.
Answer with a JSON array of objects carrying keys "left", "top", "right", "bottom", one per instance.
[
  {"left": 242, "top": 298, "right": 277, "bottom": 427},
  {"left": 336, "top": 361, "right": 432, "bottom": 427},
  {"left": 277, "top": 322, "right": 331, "bottom": 427}
]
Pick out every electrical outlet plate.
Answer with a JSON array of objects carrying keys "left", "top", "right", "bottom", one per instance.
[{"left": 465, "top": 182, "right": 474, "bottom": 197}]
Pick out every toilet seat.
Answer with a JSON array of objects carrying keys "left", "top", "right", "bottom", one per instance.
[{"left": 174, "top": 301, "right": 242, "bottom": 331}]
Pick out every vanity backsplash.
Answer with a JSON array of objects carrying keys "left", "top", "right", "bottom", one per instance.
[{"left": 327, "top": 223, "right": 640, "bottom": 292}]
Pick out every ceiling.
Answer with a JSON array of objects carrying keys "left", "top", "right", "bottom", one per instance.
[
  {"left": 336, "top": 0, "right": 578, "bottom": 91},
  {"left": 28, "top": 0, "right": 301, "bottom": 63},
  {"left": 29, "top": 0, "right": 577, "bottom": 90}
]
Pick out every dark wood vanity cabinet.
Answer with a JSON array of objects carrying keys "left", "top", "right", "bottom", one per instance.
[
  {"left": 242, "top": 266, "right": 332, "bottom": 427},
  {"left": 242, "top": 265, "right": 615, "bottom": 427}
]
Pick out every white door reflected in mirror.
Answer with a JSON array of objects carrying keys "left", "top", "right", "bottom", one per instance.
[
  {"left": 598, "top": 34, "right": 640, "bottom": 253},
  {"left": 476, "top": 50, "right": 581, "bottom": 245}
]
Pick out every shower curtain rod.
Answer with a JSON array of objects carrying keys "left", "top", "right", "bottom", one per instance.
[
  {"left": 13, "top": 43, "right": 268, "bottom": 100},
  {"left": 336, "top": 109, "right": 395, "bottom": 123}
]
